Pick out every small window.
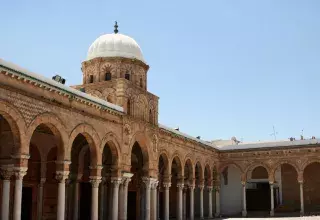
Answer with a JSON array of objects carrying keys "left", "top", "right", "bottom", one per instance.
[
  {"left": 105, "top": 72, "right": 111, "bottom": 81},
  {"left": 89, "top": 75, "right": 93, "bottom": 83},
  {"left": 125, "top": 73, "right": 130, "bottom": 81},
  {"left": 149, "top": 109, "right": 153, "bottom": 123},
  {"left": 127, "top": 100, "right": 131, "bottom": 115},
  {"left": 140, "top": 78, "right": 143, "bottom": 88}
]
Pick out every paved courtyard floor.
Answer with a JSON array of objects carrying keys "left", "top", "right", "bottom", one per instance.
[{"left": 218, "top": 217, "right": 320, "bottom": 220}]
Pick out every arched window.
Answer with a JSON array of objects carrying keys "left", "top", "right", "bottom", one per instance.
[
  {"left": 105, "top": 72, "right": 111, "bottom": 81},
  {"left": 127, "top": 99, "right": 131, "bottom": 115},
  {"left": 89, "top": 75, "right": 93, "bottom": 83},
  {"left": 149, "top": 109, "right": 153, "bottom": 123},
  {"left": 125, "top": 73, "right": 130, "bottom": 81},
  {"left": 140, "top": 78, "right": 143, "bottom": 88}
]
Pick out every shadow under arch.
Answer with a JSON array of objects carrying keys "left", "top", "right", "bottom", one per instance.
[
  {"left": 27, "top": 112, "right": 68, "bottom": 161},
  {"left": 69, "top": 123, "right": 101, "bottom": 166},
  {"left": 0, "top": 101, "right": 27, "bottom": 157}
]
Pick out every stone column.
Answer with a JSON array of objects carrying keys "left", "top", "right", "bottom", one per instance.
[
  {"left": 151, "top": 181, "right": 159, "bottom": 220},
  {"left": 177, "top": 182, "right": 184, "bottom": 220},
  {"left": 157, "top": 188, "right": 160, "bottom": 220},
  {"left": 299, "top": 181, "right": 304, "bottom": 216},
  {"left": 13, "top": 168, "right": 27, "bottom": 220},
  {"left": 142, "top": 177, "right": 157, "bottom": 220},
  {"left": 122, "top": 175, "right": 132, "bottom": 220},
  {"left": 56, "top": 171, "right": 69, "bottom": 220},
  {"left": 37, "top": 178, "right": 46, "bottom": 220},
  {"left": 199, "top": 185, "right": 204, "bottom": 219},
  {"left": 108, "top": 180, "right": 113, "bottom": 220},
  {"left": 90, "top": 176, "right": 102, "bottom": 220},
  {"left": 183, "top": 187, "right": 187, "bottom": 220},
  {"left": 99, "top": 177, "right": 106, "bottom": 220},
  {"left": 215, "top": 186, "right": 220, "bottom": 217},
  {"left": 270, "top": 183, "right": 274, "bottom": 217},
  {"left": 1, "top": 168, "right": 13, "bottom": 220},
  {"left": 111, "top": 177, "right": 122, "bottom": 220},
  {"left": 207, "top": 186, "right": 213, "bottom": 218},
  {"left": 65, "top": 179, "right": 72, "bottom": 220},
  {"left": 163, "top": 182, "right": 171, "bottom": 220},
  {"left": 241, "top": 182, "right": 247, "bottom": 217},
  {"left": 118, "top": 183, "right": 124, "bottom": 220},
  {"left": 189, "top": 185, "right": 195, "bottom": 220},
  {"left": 73, "top": 174, "right": 82, "bottom": 220}
]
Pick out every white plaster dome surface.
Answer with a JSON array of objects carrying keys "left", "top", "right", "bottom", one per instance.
[{"left": 87, "top": 33, "right": 145, "bottom": 62}]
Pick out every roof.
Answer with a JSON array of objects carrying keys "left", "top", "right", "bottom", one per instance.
[
  {"left": 159, "top": 124, "right": 218, "bottom": 149},
  {"left": 218, "top": 138, "right": 320, "bottom": 151},
  {"left": 159, "top": 124, "right": 320, "bottom": 151},
  {"left": 0, "top": 59, "right": 124, "bottom": 113}
]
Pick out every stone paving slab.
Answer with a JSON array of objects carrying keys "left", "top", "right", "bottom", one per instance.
[{"left": 218, "top": 217, "right": 320, "bottom": 220}]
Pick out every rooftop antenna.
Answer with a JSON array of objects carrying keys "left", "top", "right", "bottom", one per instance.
[
  {"left": 114, "top": 21, "right": 119, "bottom": 34},
  {"left": 300, "top": 129, "right": 304, "bottom": 140},
  {"left": 270, "top": 125, "right": 278, "bottom": 140}
]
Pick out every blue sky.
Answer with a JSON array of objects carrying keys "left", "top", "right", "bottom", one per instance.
[{"left": 1, "top": 0, "right": 320, "bottom": 142}]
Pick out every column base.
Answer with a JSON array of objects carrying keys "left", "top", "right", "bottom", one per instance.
[
  {"left": 242, "top": 210, "right": 247, "bottom": 217},
  {"left": 270, "top": 210, "right": 274, "bottom": 217},
  {"left": 300, "top": 210, "right": 304, "bottom": 216}
]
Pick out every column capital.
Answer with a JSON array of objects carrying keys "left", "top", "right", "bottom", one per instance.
[
  {"left": 90, "top": 176, "right": 102, "bottom": 188},
  {"left": 177, "top": 183, "right": 184, "bottom": 190},
  {"left": 14, "top": 167, "right": 28, "bottom": 180},
  {"left": 122, "top": 172, "right": 134, "bottom": 186},
  {"left": 198, "top": 184, "right": 204, "bottom": 190},
  {"left": 110, "top": 177, "right": 122, "bottom": 188},
  {"left": 151, "top": 181, "right": 159, "bottom": 190},
  {"left": 241, "top": 181, "right": 246, "bottom": 186},
  {"left": 215, "top": 185, "right": 220, "bottom": 192},
  {"left": 55, "top": 171, "right": 69, "bottom": 183},
  {"left": 207, "top": 186, "right": 213, "bottom": 192},
  {"left": 0, "top": 167, "right": 14, "bottom": 180},
  {"left": 269, "top": 182, "right": 274, "bottom": 186},
  {"left": 163, "top": 182, "right": 171, "bottom": 188},
  {"left": 39, "top": 178, "right": 46, "bottom": 186},
  {"left": 189, "top": 184, "right": 195, "bottom": 190},
  {"left": 142, "top": 177, "right": 158, "bottom": 189}
]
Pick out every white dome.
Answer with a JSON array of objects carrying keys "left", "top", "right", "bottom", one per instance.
[{"left": 86, "top": 33, "right": 145, "bottom": 62}]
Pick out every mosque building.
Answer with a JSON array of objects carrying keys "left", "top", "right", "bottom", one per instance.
[{"left": 0, "top": 22, "right": 320, "bottom": 220}]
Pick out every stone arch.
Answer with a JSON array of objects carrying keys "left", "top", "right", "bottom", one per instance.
[
  {"left": 302, "top": 161, "right": 320, "bottom": 211},
  {"left": 100, "top": 132, "right": 121, "bottom": 168},
  {"left": 69, "top": 123, "right": 101, "bottom": 166},
  {"left": 128, "top": 131, "right": 151, "bottom": 171},
  {"left": 158, "top": 151, "right": 170, "bottom": 178},
  {"left": 204, "top": 163, "right": 212, "bottom": 184},
  {"left": 245, "top": 162, "right": 271, "bottom": 181},
  {"left": 78, "top": 145, "right": 89, "bottom": 175},
  {"left": 271, "top": 160, "right": 300, "bottom": 179},
  {"left": 170, "top": 151, "right": 184, "bottom": 176},
  {"left": 0, "top": 101, "right": 27, "bottom": 155},
  {"left": 27, "top": 112, "right": 68, "bottom": 161},
  {"left": 302, "top": 158, "right": 320, "bottom": 171},
  {"left": 219, "top": 162, "right": 243, "bottom": 173},
  {"left": 184, "top": 158, "right": 194, "bottom": 183},
  {"left": 158, "top": 149, "right": 170, "bottom": 175},
  {"left": 195, "top": 160, "right": 204, "bottom": 182}
]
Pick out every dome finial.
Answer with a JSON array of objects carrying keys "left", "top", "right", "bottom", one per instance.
[{"left": 114, "top": 21, "right": 118, "bottom": 34}]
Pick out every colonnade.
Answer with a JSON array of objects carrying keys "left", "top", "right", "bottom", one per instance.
[
  {"left": 0, "top": 166, "right": 222, "bottom": 220},
  {"left": 240, "top": 180, "right": 305, "bottom": 217},
  {"left": 160, "top": 181, "right": 220, "bottom": 220}
]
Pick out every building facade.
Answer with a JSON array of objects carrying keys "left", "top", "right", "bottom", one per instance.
[{"left": 0, "top": 25, "right": 320, "bottom": 220}]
